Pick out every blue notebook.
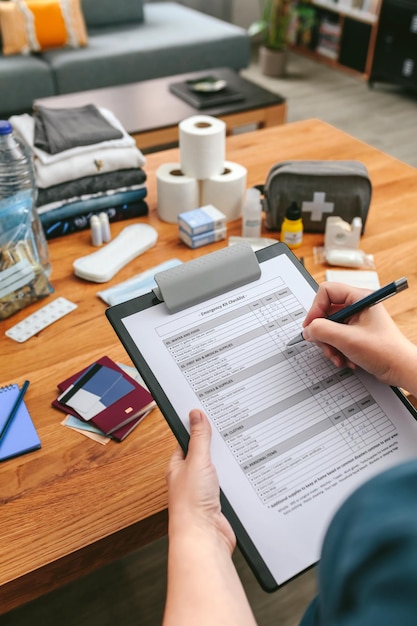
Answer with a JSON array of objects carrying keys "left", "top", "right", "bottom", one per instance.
[{"left": 0, "top": 384, "right": 41, "bottom": 461}]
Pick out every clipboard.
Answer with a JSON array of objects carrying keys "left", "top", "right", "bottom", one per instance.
[{"left": 106, "top": 242, "right": 417, "bottom": 591}]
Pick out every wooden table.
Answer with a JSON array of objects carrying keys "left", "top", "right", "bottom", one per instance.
[
  {"left": 35, "top": 68, "right": 286, "bottom": 152},
  {"left": 2, "top": 119, "right": 417, "bottom": 614}
]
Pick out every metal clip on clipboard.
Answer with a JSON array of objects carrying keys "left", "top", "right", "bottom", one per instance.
[{"left": 152, "top": 243, "right": 261, "bottom": 314}]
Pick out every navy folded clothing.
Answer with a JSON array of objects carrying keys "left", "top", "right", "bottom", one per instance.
[
  {"left": 41, "top": 200, "right": 149, "bottom": 239},
  {"left": 38, "top": 187, "right": 147, "bottom": 223},
  {"left": 34, "top": 104, "right": 123, "bottom": 154},
  {"left": 36, "top": 168, "right": 147, "bottom": 207}
]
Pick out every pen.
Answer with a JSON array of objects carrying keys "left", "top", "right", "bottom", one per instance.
[
  {"left": 0, "top": 380, "right": 30, "bottom": 443},
  {"left": 287, "top": 277, "right": 408, "bottom": 347}
]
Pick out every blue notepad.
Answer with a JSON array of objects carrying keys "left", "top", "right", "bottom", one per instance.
[{"left": 0, "top": 384, "right": 41, "bottom": 461}]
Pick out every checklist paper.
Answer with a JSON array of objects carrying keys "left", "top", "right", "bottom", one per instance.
[{"left": 109, "top": 247, "right": 417, "bottom": 589}]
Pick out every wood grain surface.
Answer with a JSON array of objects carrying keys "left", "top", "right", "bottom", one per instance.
[{"left": 2, "top": 119, "right": 417, "bottom": 613}]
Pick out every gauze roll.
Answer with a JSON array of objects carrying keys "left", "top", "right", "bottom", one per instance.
[
  {"left": 179, "top": 115, "right": 225, "bottom": 180},
  {"left": 156, "top": 163, "right": 200, "bottom": 223},
  {"left": 201, "top": 161, "right": 247, "bottom": 221}
]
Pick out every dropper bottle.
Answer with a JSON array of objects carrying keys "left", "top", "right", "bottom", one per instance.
[{"left": 281, "top": 201, "right": 303, "bottom": 249}]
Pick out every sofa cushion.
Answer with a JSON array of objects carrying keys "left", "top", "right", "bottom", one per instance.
[
  {"left": 0, "top": 53, "right": 55, "bottom": 116},
  {"left": 44, "top": 2, "right": 250, "bottom": 94},
  {"left": 0, "top": 0, "right": 88, "bottom": 56},
  {"left": 81, "top": 0, "right": 144, "bottom": 28}
]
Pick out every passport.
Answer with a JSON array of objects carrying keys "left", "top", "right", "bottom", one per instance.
[{"left": 53, "top": 356, "right": 155, "bottom": 440}]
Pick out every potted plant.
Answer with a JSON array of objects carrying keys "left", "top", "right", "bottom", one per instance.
[{"left": 248, "top": 0, "right": 293, "bottom": 77}]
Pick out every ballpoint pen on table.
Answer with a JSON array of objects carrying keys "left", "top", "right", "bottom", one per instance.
[
  {"left": 0, "top": 380, "right": 30, "bottom": 443},
  {"left": 286, "top": 277, "right": 408, "bottom": 347}
]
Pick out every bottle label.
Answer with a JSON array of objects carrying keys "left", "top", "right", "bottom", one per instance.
[{"left": 283, "top": 231, "right": 303, "bottom": 245}]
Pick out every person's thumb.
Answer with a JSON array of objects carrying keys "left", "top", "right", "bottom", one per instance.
[{"left": 187, "top": 409, "right": 212, "bottom": 465}]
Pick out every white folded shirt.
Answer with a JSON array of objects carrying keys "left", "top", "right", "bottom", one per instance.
[{"left": 33, "top": 144, "right": 145, "bottom": 188}]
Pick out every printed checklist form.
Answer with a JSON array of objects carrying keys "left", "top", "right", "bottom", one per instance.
[{"left": 107, "top": 244, "right": 417, "bottom": 591}]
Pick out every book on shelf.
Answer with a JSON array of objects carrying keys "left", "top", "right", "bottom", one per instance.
[{"left": 316, "top": 16, "right": 341, "bottom": 60}]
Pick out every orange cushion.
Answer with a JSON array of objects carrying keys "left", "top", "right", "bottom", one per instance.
[{"left": 0, "top": 0, "right": 88, "bottom": 56}]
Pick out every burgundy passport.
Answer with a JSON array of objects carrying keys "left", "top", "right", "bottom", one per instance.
[{"left": 53, "top": 356, "right": 155, "bottom": 441}]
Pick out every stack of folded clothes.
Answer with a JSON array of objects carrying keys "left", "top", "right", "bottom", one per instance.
[{"left": 10, "top": 104, "right": 148, "bottom": 239}]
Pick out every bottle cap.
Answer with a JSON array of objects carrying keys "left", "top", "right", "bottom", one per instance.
[
  {"left": 246, "top": 187, "right": 261, "bottom": 201},
  {"left": 0, "top": 120, "right": 12, "bottom": 135},
  {"left": 285, "top": 201, "right": 301, "bottom": 220},
  {"left": 245, "top": 187, "right": 261, "bottom": 207}
]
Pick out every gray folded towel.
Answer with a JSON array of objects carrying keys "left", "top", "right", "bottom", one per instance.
[{"left": 34, "top": 104, "right": 123, "bottom": 154}]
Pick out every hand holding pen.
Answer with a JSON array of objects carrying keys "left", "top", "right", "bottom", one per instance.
[
  {"left": 288, "top": 279, "right": 415, "bottom": 389},
  {"left": 288, "top": 278, "right": 408, "bottom": 346}
]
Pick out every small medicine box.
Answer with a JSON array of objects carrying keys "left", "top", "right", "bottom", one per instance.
[
  {"left": 178, "top": 205, "right": 226, "bottom": 236},
  {"left": 179, "top": 226, "right": 227, "bottom": 249}
]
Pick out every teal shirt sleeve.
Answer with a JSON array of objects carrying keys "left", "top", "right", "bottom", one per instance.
[{"left": 299, "top": 458, "right": 417, "bottom": 626}]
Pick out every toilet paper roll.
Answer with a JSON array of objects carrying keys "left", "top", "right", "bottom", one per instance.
[
  {"left": 156, "top": 163, "right": 200, "bottom": 223},
  {"left": 201, "top": 161, "right": 248, "bottom": 222},
  {"left": 179, "top": 115, "right": 226, "bottom": 180}
]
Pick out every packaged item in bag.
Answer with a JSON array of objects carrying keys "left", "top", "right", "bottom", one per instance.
[
  {"left": 0, "top": 192, "right": 53, "bottom": 320},
  {"left": 260, "top": 160, "right": 372, "bottom": 233},
  {"left": 0, "top": 121, "right": 53, "bottom": 320}
]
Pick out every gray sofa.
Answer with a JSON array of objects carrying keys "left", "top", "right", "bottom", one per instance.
[{"left": 0, "top": 0, "right": 250, "bottom": 118}]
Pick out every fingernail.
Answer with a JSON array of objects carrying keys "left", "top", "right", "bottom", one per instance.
[
  {"left": 302, "top": 326, "right": 311, "bottom": 341},
  {"left": 189, "top": 409, "right": 202, "bottom": 425}
]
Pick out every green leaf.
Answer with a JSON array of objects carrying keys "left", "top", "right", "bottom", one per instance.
[{"left": 247, "top": 20, "right": 268, "bottom": 38}]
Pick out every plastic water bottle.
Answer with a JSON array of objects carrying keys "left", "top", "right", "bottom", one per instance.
[{"left": 0, "top": 120, "right": 51, "bottom": 276}]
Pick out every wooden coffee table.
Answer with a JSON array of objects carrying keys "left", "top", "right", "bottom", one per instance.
[
  {"left": 3, "top": 120, "right": 417, "bottom": 615},
  {"left": 34, "top": 67, "right": 287, "bottom": 152}
]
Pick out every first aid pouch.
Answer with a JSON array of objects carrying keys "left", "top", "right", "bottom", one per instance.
[{"left": 260, "top": 160, "right": 372, "bottom": 234}]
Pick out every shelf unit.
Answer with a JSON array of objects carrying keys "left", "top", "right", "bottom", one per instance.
[
  {"left": 289, "top": 0, "right": 381, "bottom": 77},
  {"left": 369, "top": 0, "right": 417, "bottom": 89},
  {"left": 313, "top": 0, "right": 378, "bottom": 24}
]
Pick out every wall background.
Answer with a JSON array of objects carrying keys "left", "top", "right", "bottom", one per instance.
[
  {"left": 144, "top": 0, "right": 261, "bottom": 27},
  {"left": 231, "top": 0, "right": 260, "bottom": 27}
]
